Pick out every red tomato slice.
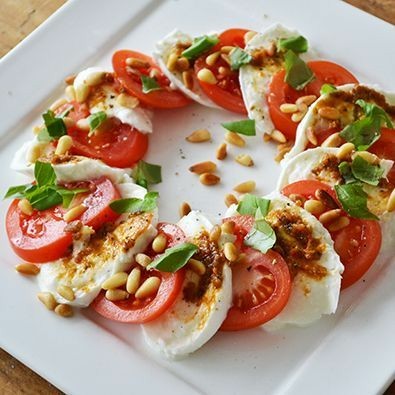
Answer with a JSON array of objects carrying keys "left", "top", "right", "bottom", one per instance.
[
  {"left": 56, "top": 101, "right": 90, "bottom": 123},
  {"left": 6, "top": 177, "right": 120, "bottom": 263},
  {"left": 91, "top": 222, "right": 186, "bottom": 323},
  {"left": 194, "top": 28, "right": 250, "bottom": 114},
  {"left": 370, "top": 128, "right": 395, "bottom": 185},
  {"left": 112, "top": 50, "right": 190, "bottom": 109},
  {"left": 281, "top": 180, "right": 382, "bottom": 289},
  {"left": 267, "top": 60, "right": 359, "bottom": 140}
]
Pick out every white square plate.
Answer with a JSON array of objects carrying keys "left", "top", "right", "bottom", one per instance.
[{"left": 1, "top": 0, "right": 394, "bottom": 394}]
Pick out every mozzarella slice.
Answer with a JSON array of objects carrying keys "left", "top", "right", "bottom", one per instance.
[
  {"left": 239, "top": 23, "right": 316, "bottom": 135},
  {"left": 142, "top": 210, "right": 232, "bottom": 359}
]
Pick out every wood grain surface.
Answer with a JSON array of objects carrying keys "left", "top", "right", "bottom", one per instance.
[{"left": 0, "top": 0, "right": 394, "bottom": 394}]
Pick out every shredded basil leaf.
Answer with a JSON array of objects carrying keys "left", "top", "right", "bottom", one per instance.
[
  {"left": 38, "top": 110, "right": 67, "bottom": 142},
  {"left": 109, "top": 192, "right": 159, "bottom": 214},
  {"left": 132, "top": 161, "right": 162, "bottom": 189},
  {"left": 284, "top": 50, "right": 315, "bottom": 90},
  {"left": 244, "top": 218, "right": 276, "bottom": 253},
  {"left": 237, "top": 194, "right": 270, "bottom": 216},
  {"left": 141, "top": 75, "right": 161, "bottom": 94},
  {"left": 34, "top": 161, "right": 56, "bottom": 187},
  {"left": 147, "top": 242, "right": 198, "bottom": 272},
  {"left": 181, "top": 35, "right": 219, "bottom": 60},
  {"left": 278, "top": 35, "right": 308, "bottom": 53},
  {"left": 351, "top": 155, "right": 384, "bottom": 186},
  {"left": 229, "top": 47, "right": 252, "bottom": 70},
  {"left": 338, "top": 161, "right": 356, "bottom": 184},
  {"left": 221, "top": 119, "right": 256, "bottom": 136},
  {"left": 4, "top": 185, "right": 30, "bottom": 199},
  {"left": 320, "top": 83, "right": 337, "bottom": 95},
  {"left": 87, "top": 111, "right": 107, "bottom": 136},
  {"left": 55, "top": 187, "right": 89, "bottom": 208}
]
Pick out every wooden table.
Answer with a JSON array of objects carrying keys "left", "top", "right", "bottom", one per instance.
[{"left": 0, "top": 0, "right": 394, "bottom": 394}]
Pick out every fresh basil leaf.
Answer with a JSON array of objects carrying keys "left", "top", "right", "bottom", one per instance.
[
  {"left": 351, "top": 155, "right": 384, "bottom": 186},
  {"left": 338, "top": 161, "right": 356, "bottom": 184},
  {"left": 244, "top": 219, "right": 276, "bottom": 253},
  {"left": 181, "top": 35, "right": 219, "bottom": 60},
  {"left": 109, "top": 191, "right": 159, "bottom": 214},
  {"left": 229, "top": 47, "right": 252, "bottom": 70},
  {"left": 237, "top": 194, "right": 270, "bottom": 216},
  {"left": 42, "top": 110, "right": 67, "bottom": 140},
  {"left": 284, "top": 50, "right": 315, "bottom": 90},
  {"left": 141, "top": 76, "right": 161, "bottom": 94},
  {"left": 356, "top": 99, "right": 393, "bottom": 128},
  {"left": 34, "top": 161, "right": 56, "bottom": 187},
  {"left": 55, "top": 187, "right": 89, "bottom": 208},
  {"left": 320, "top": 83, "right": 337, "bottom": 95},
  {"left": 147, "top": 242, "right": 198, "bottom": 272},
  {"left": 221, "top": 119, "right": 256, "bottom": 136},
  {"left": 3, "top": 185, "right": 30, "bottom": 199},
  {"left": 28, "top": 186, "right": 63, "bottom": 210},
  {"left": 278, "top": 35, "right": 308, "bottom": 53},
  {"left": 334, "top": 183, "right": 378, "bottom": 220},
  {"left": 133, "top": 160, "right": 162, "bottom": 188},
  {"left": 87, "top": 111, "right": 107, "bottom": 136}
]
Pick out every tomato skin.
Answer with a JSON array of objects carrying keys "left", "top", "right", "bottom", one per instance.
[
  {"left": 370, "top": 128, "right": 395, "bottom": 185},
  {"left": 112, "top": 50, "right": 190, "bottom": 109},
  {"left": 267, "top": 60, "right": 358, "bottom": 140}
]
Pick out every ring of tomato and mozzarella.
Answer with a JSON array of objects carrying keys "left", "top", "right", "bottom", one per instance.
[
  {"left": 239, "top": 23, "right": 315, "bottom": 135},
  {"left": 142, "top": 211, "right": 232, "bottom": 359}
]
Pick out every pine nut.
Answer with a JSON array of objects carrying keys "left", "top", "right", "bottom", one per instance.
[
  {"left": 235, "top": 154, "right": 254, "bottom": 167},
  {"left": 55, "top": 304, "right": 73, "bottom": 317},
  {"left": 218, "top": 66, "right": 230, "bottom": 76},
  {"left": 291, "top": 112, "right": 305, "bottom": 122},
  {"left": 216, "top": 143, "right": 227, "bottom": 160},
  {"left": 135, "top": 253, "right": 152, "bottom": 267},
  {"left": 296, "top": 102, "right": 308, "bottom": 113},
  {"left": 197, "top": 68, "right": 217, "bottom": 84},
  {"left": 152, "top": 234, "right": 167, "bottom": 253},
  {"left": 263, "top": 133, "right": 272, "bottom": 142},
  {"left": 266, "top": 42, "right": 276, "bottom": 56},
  {"left": 76, "top": 118, "right": 90, "bottom": 130},
  {"left": 199, "top": 173, "right": 220, "bottom": 186},
  {"left": 315, "top": 189, "right": 338, "bottom": 209},
  {"left": 303, "top": 199, "right": 325, "bottom": 216},
  {"left": 179, "top": 201, "right": 191, "bottom": 217},
  {"left": 223, "top": 242, "right": 239, "bottom": 262},
  {"left": 296, "top": 95, "right": 316, "bottom": 106},
  {"left": 15, "top": 263, "right": 40, "bottom": 275},
  {"left": 63, "top": 117, "right": 75, "bottom": 128},
  {"left": 386, "top": 188, "right": 395, "bottom": 212},
  {"left": 182, "top": 70, "right": 194, "bottom": 90},
  {"left": 336, "top": 142, "right": 355, "bottom": 160},
  {"left": 206, "top": 51, "right": 220, "bottom": 66},
  {"left": 319, "top": 209, "right": 342, "bottom": 225},
  {"left": 27, "top": 144, "right": 43, "bottom": 164},
  {"left": 64, "top": 74, "right": 76, "bottom": 85},
  {"left": 188, "top": 259, "right": 206, "bottom": 275},
  {"left": 352, "top": 151, "right": 380, "bottom": 165},
  {"left": 321, "top": 132, "right": 343, "bottom": 148},
  {"left": 189, "top": 161, "right": 217, "bottom": 174},
  {"left": 102, "top": 272, "right": 128, "bottom": 290},
  {"left": 280, "top": 103, "right": 298, "bottom": 113},
  {"left": 18, "top": 199, "right": 33, "bottom": 216},
  {"left": 126, "top": 57, "right": 150, "bottom": 68},
  {"left": 186, "top": 129, "right": 211, "bottom": 143},
  {"left": 271, "top": 129, "right": 287, "bottom": 143},
  {"left": 86, "top": 70, "right": 105, "bottom": 86},
  {"left": 126, "top": 268, "right": 141, "bottom": 295},
  {"left": 221, "top": 220, "right": 235, "bottom": 234},
  {"left": 57, "top": 285, "right": 75, "bottom": 301},
  {"left": 105, "top": 289, "right": 129, "bottom": 302},
  {"left": 149, "top": 68, "right": 161, "bottom": 79},
  {"left": 64, "top": 204, "right": 87, "bottom": 223},
  {"left": 166, "top": 53, "right": 179, "bottom": 71},
  {"left": 318, "top": 106, "right": 340, "bottom": 120},
  {"left": 225, "top": 132, "right": 245, "bottom": 147},
  {"left": 176, "top": 57, "right": 190, "bottom": 71},
  {"left": 55, "top": 135, "right": 73, "bottom": 155},
  {"left": 37, "top": 292, "right": 57, "bottom": 311},
  {"left": 234, "top": 180, "right": 256, "bottom": 193},
  {"left": 135, "top": 277, "right": 161, "bottom": 299},
  {"left": 327, "top": 216, "right": 350, "bottom": 232},
  {"left": 306, "top": 127, "right": 318, "bottom": 146},
  {"left": 116, "top": 93, "right": 139, "bottom": 109},
  {"left": 65, "top": 85, "right": 76, "bottom": 101},
  {"left": 220, "top": 46, "right": 235, "bottom": 54},
  {"left": 225, "top": 193, "right": 238, "bottom": 207},
  {"left": 275, "top": 142, "right": 293, "bottom": 162},
  {"left": 75, "top": 84, "right": 90, "bottom": 103},
  {"left": 49, "top": 98, "right": 67, "bottom": 111},
  {"left": 244, "top": 31, "right": 257, "bottom": 44},
  {"left": 209, "top": 225, "right": 222, "bottom": 242}
]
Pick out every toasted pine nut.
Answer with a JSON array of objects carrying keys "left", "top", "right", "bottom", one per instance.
[
  {"left": 318, "top": 106, "right": 340, "bottom": 120},
  {"left": 244, "top": 31, "right": 257, "bottom": 44},
  {"left": 126, "top": 268, "right": 141, "bottom": 295},
  {"left": 76, "top": 118, "right": 90, "bottom": 131},
  {"left": 315, "top": 189, "right": 338, "bottom": 209},
  {"left": 57, "top": 285, "right": 75, "bottom": 301},
  {"left": 291, "top": 112, "right": 305, "bottom": 122},
  {"left": 235, "top": 154, "right": 254, "bottom": 167},
  {"left": 15, "top": 263, "right": 40, "bottom": 275},
  {"left": 352, "top": 151, "right": 380, "bottom": 165},
  {"left": 218, "top": 66, "right": 230, "bottom": 76},
  {"left": 271, "top": 129, "right": 287, "bottom": 143},
  {"left": 321, "top": 132, "right": 343, "bottom": 148},
  {"left": 336, "top": 142, "right": 355, "bottom": 160},
  {"left": 135, "top": 253, "right": 152, "bottom": 268},
  {"left": 182, "top": 70, "right": 194, "bottom": 90},
  {"left": 63, "top": 117, "right": 75, "bottom": 128},
  {"left": 102, "top": 272, "right": 128, "bottom": 290},
  {"left": 27, "top": 144, "right": 43, "bottom": 164},
  {"left": 125, "top": 57, "right": 150, "bottom": 68},
  {"left": 55, "top": 304, "right": 73, "bottom": 317},
  {"left": 75, "top": 84, "right": 90, "bottom": 103},
  {"left": 49, "top": 98, "right": 67, "bottom": 111},
  {"left": 199, "top": 173, "right": 220, "bottom": 186},
  {"left": 116, "top": 93, "right": 139, "bottom": 109},
  {"left": 176, "top": 57, "right": 190, "bottom": 71},
  {"left": 289, "top": 193, "right": 306, "bottom": 205},
  {"left": 206, "top": 51, "right": 220, "bottom": 66},
  {"left": 306, "top": 127, "right": 318, "bottom": 146},
  {"left": 18, "top": 199, "right": 33, "bottom": 216},
  {"left": 85, "top": 71, "right": 105, "bottom": 86},
  {"left": 234, "top": 180, "right": 255, "bottom": 193},
  {"left": 266, "top": 42, "right": 276, "bottom": 56},
  {"left": 225, "top": 193, "right": 238, "bottom": 207},
  {"left": 64, "top": 204, "right": 87, "bottom": 223},
  {"left": 188, "top": 259, "right": 206, "bottom": 275},
  {"left": 387, "top": 189, "right": 395, "bottom": 212},
  {"left": 166, "top": 53, "right": 179, "bottom": 71},
  {"left": 297, "top": 102, "right": 308, "bottom": 114},
  {"left": 189, "top": 161, "right": 217, "bottom": 174},
  {"left": 209, "top": 225, "right": 222, "bottom": 242},
  {"left": 303, "top": 199, "right": 325, "bottom": 216},
  {"left": 197, "top": 68, "right": 217, "bottom": 84},
  {"left": 186, "top": 129, "right": 211, "bottom": 143},
  {"left": 55, "top": 135, "right": 73, "bottom": 155},
  {"left": 105, "top": 289, "right": 129, "bottom": 302},
  {"left": 179, "top": 201, "right": 191, "bottom": 217},
  {"left": 64, "top": 74, "right": 76, "bottom": 85},
  {"left": 327, "top": 216, "right": 351, "bottom": 232},
  {"left": 152, "top": 234, "right": 167, "bottom": 253},
  {"left": 280, "top": 103, "right": 298, "bottom": 113},
  {"left": 220, "top": 45, "right": 235, "bottom": 54},
  {"left": 221, "top": 220, "right": 235, "bottom": 234},
  {"left": 319, "top": 209, "right": 342, "bottom": 225},
  {"left": 296, "top": 95, "right": 316, "bottom": 106},
  {"left": 135, "top": 277, "right": 161, "bottom": 299},
  {"left": 263, "top": 133, "right": 272, "bottom": 142},
  {"left": 224, "top": 242, "right": 239, "bottom": 262},
  {"left": 275, "top": 141, "right": 293, "bottom": 162},
  {"left": 65, "top": 85, "right": 76, "bottom": 101},
  {"left": 37, "top": 292, "right": 57, "bottom": 310},
  {"left": 216, "top": 143, "right": 227, "bottom": 160},
  {"left": 225, "top": 132, "right": 245, "bottom": 147}
]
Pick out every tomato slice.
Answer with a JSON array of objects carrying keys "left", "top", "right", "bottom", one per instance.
[
  {"left": 267, "top": 60, "right": 359, "bottom": 140},
  {"left": 6, "top": 177, "right": 120, "bottom": 263},
  {"left": 112, "top": 50, "right": 190, "bottom": 109},
  {"left": 194, "top": 28, "right": 250, "bottom": 114},
  {"left": 281, "top": 180, "right": 382, "bottom": 289},
  {"left": 91, "top": 222, "right": 186, "bottom": 323},
  {"left": 370, "top": 128, "right": 395, "bottom": 185},
  {"left": 56, "top": 100, "right": 90, "bottom": 123}
]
